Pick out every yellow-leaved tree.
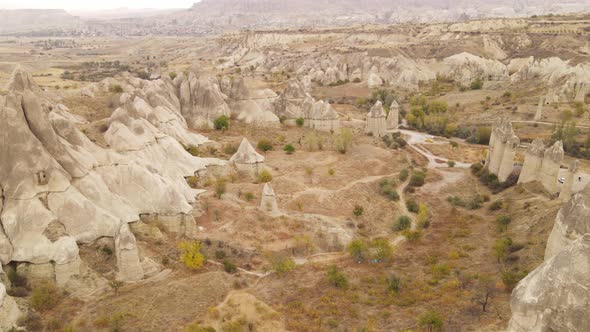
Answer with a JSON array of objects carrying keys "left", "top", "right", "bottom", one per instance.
[{"left": 179, "top": 241, "right": 205, "bottom": 269}]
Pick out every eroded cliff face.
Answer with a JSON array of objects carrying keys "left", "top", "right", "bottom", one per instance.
[
  {"left": 508, "top": 185, "right": 590, "bottom": 331},
  {"left": 0, "top": 69, "right": 225, "bottom": 295}
]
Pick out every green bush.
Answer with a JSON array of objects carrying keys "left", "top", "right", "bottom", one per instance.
[
  {"left": 399, "top": 168, "right": 409, "bottom": 182},
  {"left": 258, "top": 170, "right": 273, "bottom": 183},
  {"left": 30, "top": 282, "right": 61, "bottom": 311},
  {"left": 418, "top": 310, "right": 444, "bottom": 331},
  {"left": 327, "top": 265, "right": 348, "bottom": 289},
  {"left": 353, "top": 205, "right": 364, "bottom": 217},
  {"left": 470, "top": 78, "right": 483, "bottom": 90},
  {"left": 213, "top": 115, "right": 230, "bottom": 130},
  {"left": 371, "top": 238, "right": 394, "bottom": 262},
  {"left": 502, "top": 269, "right": 527, "bottom": 290},
  {"left": 283, "top": 144, "right": 295, "bottom": 154},
  {"left": 257, "top": 139, "right": 273, "bottom": 152},
  {"left": 406, "top": 199, "right": 419, "bottom": 213},
  {"left": 223, "top": 259, "right": 237, "bottom": 274},
  {"left": 272, "top": 257, "right": 296, "bottom": 274},
  {"left": 489, "top": 200, "right": 503, "bottom": 211},
  {"left": 387, "top": 274, "right": 401, "bottom": 294},
  {"left": 296, "top": 117, "right": 304, "bottom": 127},
  {"left": 496, "top": 215, "right": 512, "bottom": 232},
  {"left": 379, "top": 179, "right": 399, "bottom": 201},
  {"left": 334, "top": 128, "right": 353, "bottom": 154},
  {"left": 169, "top": 71, "right": 177, "bottom": 80},
  {"left": 409, "top": 171, "right": 426, "bottom": 187},
  {"left": 394, "top": 215, "right": 412, "bottom": 231},
  {"left": 347, "top": 239, "right": 368, "bottom": 262},
  {"left": 447, "top": 160, "right": 456, "bottom": 168}
]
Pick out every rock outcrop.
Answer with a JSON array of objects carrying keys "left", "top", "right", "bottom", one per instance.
[
  {"left": 0, "top": 69, "right": 225, "bottom": 286},
  {"left": 518, "top": 139, "right": 545, "bottom": 184},
  {"left": 273, "top": 79, "right": 308, "bottom": 120},
  {"left": 486, "top": 117, "right": 519, "bottom": 182},
  {"left": 303, "top": 99, "right": 340, "bottom": 132},
  {"left": 509, "top": 234, "right": 590, "bottom": 332},
  {"left": 225, "top": 76, "right": 280, "bottom": 126},
  {"left": 559, "top": 160, "right": 579, "bottom": 202},
  {"left": 260, "top": 183, "right": 280, "bottom": 216},
  {"left": 0, "top": 282, "right": 21, "bottom": 331},
  {"left": 386, "top": 100, "right": 400, "bottom": 129},
  {"left": 509, "top": 184, "right": 590, "bottom": 331},
  {"left": 518, "top": 139, "right": 564, "bottom": 194},
  {"left": 230, "top": 138, "right": 265, "bottom": 178},
  {"left": 173, "top": 72, "right": 230, "bottom": 128},
  {"left": 366, "top": 101, "right": 387, "bottom": 137}
]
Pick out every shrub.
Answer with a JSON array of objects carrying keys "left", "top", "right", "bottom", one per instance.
[
  {"left": 214, "top": 177, "right": 227, "bottom": 199},
  {"left": 109, "top": 84, "right": 123, "bottom": 93},
  {"left": 402, "top": 229, "right": 423, "bottom": 242},
  {"left": 179, "top": 241, "right": 205, "bottom": 269},
  {"left": 449, "top": 140, "right": 459, "bottom": 148},
  {"left": 496, "top": 215, "right": 512, "bottom": 232},
  {"left": 223, "top": 143, "right": 238, "bottom": 155},
  {"left": 215, "top": 250, "right": 226, "bottom": 259},
  {"left": 258, "top": 170, "right": 273, "bottom": 183},
  {"left": 328, "top": 168, "right": 335, "bottom": 176},
  {"left": 471, "top": 163, "right": 483, "bottom": 175},
  {"left": 283, "top": 144, "right": 295, "bottom": 154},
  {"left": 387, "top": 274, "right": 401, "bottom": 294},
  {"left": 406, "top": 199, "right": 419, "bottom": 213},
  {"left": 379, "top": 179, "right": 400, "bottom": 201},
  {"left": 417, "top": 203, "right": 430, "bottom": 228},
  {"left": 470, "top": 77, "right": 483, "bottom": 90},
  {"left": 466, "top": 194, "right": 484, "bottom": 210},
  {"left": 186, "top": 145, "right": 200, "bottom": 156},
  {"left": 334, "top": 128, "right": 353, "bottom": 154},
  {"left": 502, "top": 269, "right": 527, "bottom": 290},
  {"left": 489, "top": 200, "right": 503, "bottom": 211},
  {"left": 493, "top": 237, "right": 513, "bottom": 263},
  {"left": 296, "top": 117, "right": 304, "bottom": 127},
  {"left": 272, "top": 257, "right": 296, "bottom": 274},
  {"left": 447, "top": 160, "right": 456, "bottom": 168},
  {"left": 327, "top": 265, "right": 348, "bottom": 289},
  {"left": 347, "top": 239, "right": 369, "bottom": 262},
  {"left": 213, "top": 115, "right": 230, "bottom": 130},
  {"left": 371, "top": 238, "right": 394, "bottom": 262},
  {"left": 399, "top": 168, "right": 409, "bottom": 182},
  {"left": 243, "top": 192, "right": 255, "bottom": 202},
  {"left": 30, "top": 282, "right": 61, "bottom": 311},
  {"left": 394, "top": 215, "right": 412, "bottom": 231},
  {"left": 169, "top": 71, "right": 177, "bottom": 80},
  {"left": 418, "top": 310, "right": 444, "bottom": 331},
  {"left": 223, "top": 259, "right": 237, "bottom": 274},
  {"left": 257, "top": 139, "right": 273, "bottom": 152},
  {"left": 353, "top": 205, "right": 364, "bottom": 217},
  {"left": 187, "top": 176, "right": 199, "bottom": 188},
  {"left": 409, "top": 171, "right": 426, "bottom": 187}
]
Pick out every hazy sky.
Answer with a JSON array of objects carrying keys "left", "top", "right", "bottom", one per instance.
[{"left": 1, "top": 0, "right": 197, "bottom": 10}]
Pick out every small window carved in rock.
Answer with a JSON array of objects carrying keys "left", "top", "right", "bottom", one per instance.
[{"left": 36, "top": 170, "right": 49, "bottom": 185}]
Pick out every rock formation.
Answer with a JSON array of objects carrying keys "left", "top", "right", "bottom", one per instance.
[
  {"left": 509, "top": 183, "right": 590, "bottom": 331},
  {"left": 386, "top": 100, "right": 400, "bottom": 129},
  {"left": 518, "top": 139, "right": 564, "bottom": 193},
  {"left": 303, "top": 99, "right": 340, "bottom": 132},
  {"left": 486, "top": 117, "right": 519, "bottom": 182},
  {"left": 534, "top": 96, "right": 544, "bottom": 121},
  {"left": 230, "top": 138, "right": 265, "bottom": 178},
  {"left": 260, "top": 183, "right": 280, "bottom": 216},
  {"left": 366, "top": 101, "right": 387, "bottom": 137},
  {"left": 518, "top": 138, "right": 545, "bottom": 184},
  {"left": 0, "top": 69, "right": 225, "bottom": 288},
  {"left": 540, "top": 141, "right": 565, "bottom": 194},
  {"left": 224, "top": 76, "right": 280, "bottom": 126},
  {"left": 559, "top": 160, "right": 578, "bottom": 202},
  {"left": 545, "top": 184, "right": 590, "bottom": 260},
  {"left": 509, "top": 234, "right": 590, "bottom": 332},
  {"left": 0, "top": 282, "right": 21, "bottom": 330},
  {"left": 273, "top": 79, "right": 308, "bottom": 120}
]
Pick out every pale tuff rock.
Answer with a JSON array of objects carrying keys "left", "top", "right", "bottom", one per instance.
[
  {"left": 386, "top": 100, "right": 400, "bottom": 129},
  {"left": 260, "top": 183, "right": 280, "bottom": 216},
  {"left": 508, "top": 234, "right": 590, "bottom": 332},
  {"left": 486, "top": 117, "right": 519, "bottom": 182},
  {"left": 176, "top": 73, "right": 231, "bottom": 128},
  {"left": 518, "top": 139, "right": 546, "bottom": 184},
  {"left": 0, "top": 69, "right": 224, "bottom": 284},
  {"left": 115, "top": 223, "right": 144, "bottom": 282},
  {"left": 274, "top": 79, "right": 308, "bottom": 119},
  {"left": 541, "top": 141, "right": 565, "bottom": 194},
  {"left": 534, "top": 96, "right": 544, "bottom": 121},
  {"left": 545, "top": 185, "right": 590, "bottom": 260},
  {"left": 226, "top": 77, "right": 280, "bottom": 126},
  {"left": 367, "top": 72, "right": 383, "bottom": 88},
  {"left": 518, "top": 139, "right": 573, "bottom": 195},
  {"left": 366, "top": 101, "right": 387, "bottom": 137},
  {"left": 230, "top": 138, "right": 266, "bottom": 177},
  {"left": 0, "top": 282, "right": 21, "bottom": 331},
  {"left": 507, "top": 57, "right": 534, "bottom": 75},
  {"left": 559, "top": 160, "right": 579, "bottom": 202},
  {"left": 304, "top": 100, "right": 340, "bottom": 132},
  {"left": 442, "top": 52, "right": 508, "bottom": 85},
  {"left": 4, "top": 67, "right": 42, "bottom": 94}
]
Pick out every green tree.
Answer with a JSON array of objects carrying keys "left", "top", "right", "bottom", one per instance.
[
  {"left": 347, "top": 239, "right": 368, "bottom": 262},
  {"left": 327, "top": 265, "right": 348, "bottom": 289},
  {"left": 418, "top": 310, "right": 444, "bottom": 332},
  {"left": 213, "top": 115, "right": 230, "bottom": 131},
  {"left": 296, "top": 117, "right": 304, "bottom": 127},
  {"left": 257, "top": 139, "right": 273, "bottom": 152},
  {"left": 283, "top": 144, "right": 295, "bottom": 154}
]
